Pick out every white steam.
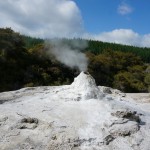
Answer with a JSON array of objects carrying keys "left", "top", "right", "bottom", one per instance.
[{"left": 46, "top": 39, "right": 88, "bottom": 71}]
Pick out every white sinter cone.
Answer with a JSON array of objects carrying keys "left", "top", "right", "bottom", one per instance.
[{"left": 71, "top": 71, "right": 104, "bottom": 100}]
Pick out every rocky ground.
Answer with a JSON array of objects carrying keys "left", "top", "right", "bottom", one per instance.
[{"left": 0, "top": 72, "right": 150, "bottom": 150}]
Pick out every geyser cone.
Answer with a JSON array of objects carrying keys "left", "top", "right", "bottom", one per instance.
[
  {"left": 71, "top": 72, "right": 103, "bottom": 100},
  {"left": 72, "top": 72, "right": 97, "bottom": 90}
]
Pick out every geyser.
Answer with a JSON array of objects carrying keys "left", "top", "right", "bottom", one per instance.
[{"left": 71, "top": 71, "right": 103, "bottom": 100}]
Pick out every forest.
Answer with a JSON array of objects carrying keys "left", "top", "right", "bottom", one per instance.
[{"left": 0, "top": 27, "right": 150, "bottom": 93}]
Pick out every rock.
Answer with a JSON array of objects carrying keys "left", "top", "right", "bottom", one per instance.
[
  {"left": 111, "top": 110, "right": 141, "bottom": 123},
  {"left": 99, "top": 86, "right": 112, "bottom": 94},
  {"left": 0, "top": 116, "right": 8, "bottom": 122},
  {"left": 20, "top": 117, "right": 38, "bottom": 124},
  {"left": 10, "top": 117, "right": 39, "bottom": 130},
  {"left": 103, "top": 135, "right": 115, "bottom": 145},
  {"left": 109, "top": 121, "right": 139, "bottom": 136}
]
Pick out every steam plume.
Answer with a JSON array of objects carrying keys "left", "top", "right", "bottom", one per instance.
[{"left": 46, "top": 39, "right": 88, "bottom": 71}]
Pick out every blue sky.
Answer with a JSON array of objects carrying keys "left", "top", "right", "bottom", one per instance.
[
  {"left": 75, "top": 0, "right": 150, "bottom": 35},
  {"left": 0, "top": 0, "right": 150, "bottom": 47}
]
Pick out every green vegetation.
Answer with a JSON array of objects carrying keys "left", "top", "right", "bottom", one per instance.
[
  {"left": 22, "top": 35, "right": 44, "bottom": 49},
  {"left": 87, "top": 50, "right": 147, "bottom": 92},
  {"left": 0, "top": 28, "right": 76, "bottom": 92},
  {"left": 87, "top": 40, "right": 150, "bottom": 63},
  {"left": 0, "top": 28, "right": 149, "bottom": 93}
]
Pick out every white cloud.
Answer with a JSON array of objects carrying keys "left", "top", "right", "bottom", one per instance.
[
  {"left": 118, "top": 3, "right": 133, "bottom": 15},
  {"left": 83, "top": 29, "right": 150, "bottom": 48},
  {"left": 141, "top": 34, "right": 150, "bottom": 47},
  {"left": 0, "top": 0, "right": 84, "bottom": 38},
  {"left": 1, "top": 0, "right": 150, "bottom": 48}
]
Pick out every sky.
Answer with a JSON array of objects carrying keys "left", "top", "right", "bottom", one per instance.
[
  {"left": 75, "top": 0, "right": 150, "bottom": 35},
  {"left": 0, "top": 0, "right": 150, "bottom": 47}
]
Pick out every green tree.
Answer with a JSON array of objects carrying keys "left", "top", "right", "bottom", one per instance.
[
  {"left": 144, "top": 74, "right": 150, "bottom": 92},
  {"left": 0, "top": 28, "right": 29, "bottom": 91},
  {"left": 113, "top": 71, "right": 146, "bottom": 93}
]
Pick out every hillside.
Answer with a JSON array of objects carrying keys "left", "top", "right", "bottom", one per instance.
[
  {"left": 23, "top": 36, "right": 150, "bottom": 63},
  {"left": 0, "top": 28, "right": 150, "bottom": 93}
]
